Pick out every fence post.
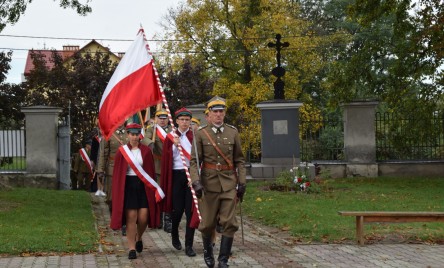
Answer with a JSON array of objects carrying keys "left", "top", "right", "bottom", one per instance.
[
  {"left": 342, "top": 101, "right": 379, "bottom": 177},
  {"left": 21, "top": 105, "right": 62, "bottom": 188}
]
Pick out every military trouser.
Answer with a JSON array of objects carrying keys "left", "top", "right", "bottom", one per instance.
[
  {"left": 198, "top": 189, "right": 238, "bottom": 238},
  {"left": 76, "top": 172, "right": 91, "bottom": 191}
]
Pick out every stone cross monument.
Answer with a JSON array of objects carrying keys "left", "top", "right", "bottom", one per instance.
[
  {"left": 267, "top": 34, "right": 289, "bottom": 100},
  {"left": 252, "top": 34, "right": 306, "bottom": 179}
]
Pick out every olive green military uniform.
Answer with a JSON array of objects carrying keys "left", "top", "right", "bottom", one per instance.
[
  {"left": 97, "top": 128, "right": 127, "bottom": 205},
  {"left": 189, "top": 123, "right": 246, "bottom": 237},
  {"left": 70, "top": 152, "right": 79, "bottom": 190},
  {"left": 141, "top": 124, "right": 172, "bottom": 179},
  {"left": 73, "top": 149, "right": 93, "bottom": 191}
]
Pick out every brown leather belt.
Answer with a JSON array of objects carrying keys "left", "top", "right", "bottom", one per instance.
[
  {"left": 202, "top": 162, "right": 232, "bottom": 171},
  {"left": 154, "top": 154, "right": 162, "bottom": 160}
]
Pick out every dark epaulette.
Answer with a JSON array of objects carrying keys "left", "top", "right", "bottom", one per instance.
[
  {"left": 225, "top": 123, "right": 238, "bottom": 131},
  {"left": 198, "top": 124, "right": 208, "bottom": 130}
]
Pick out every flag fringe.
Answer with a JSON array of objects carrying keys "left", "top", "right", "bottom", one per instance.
[{"left": 140, "top": 29, "right": 202, "bottom": 222}]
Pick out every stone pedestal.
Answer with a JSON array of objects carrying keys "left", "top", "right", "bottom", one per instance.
[
  {"left": 251, "top": 100, "right": 303, "bottom": 178},
  {"left": 21, "top": 106, "right": 62, "bottom": 185},
  {"left": 186, "top": 103, "right": 207, "bottom": 125},
  {"left": 342, "top": 101, "right": 379, "bottom": 177}
]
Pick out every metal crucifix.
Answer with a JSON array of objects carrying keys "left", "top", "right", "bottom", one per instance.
[{"left": 268, "top": 34, "right": 289, "bottom": 100}]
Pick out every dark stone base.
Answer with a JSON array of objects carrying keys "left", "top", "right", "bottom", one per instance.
[{"left": 0, "top": 173, "right": 58, "bottom": 189}]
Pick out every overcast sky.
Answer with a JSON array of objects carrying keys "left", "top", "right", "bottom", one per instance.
[{"left": 1, "top": 0, "right": 181, "bottom": 84}]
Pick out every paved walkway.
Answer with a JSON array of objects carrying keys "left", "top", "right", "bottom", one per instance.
[{"left": 1, "top": 194, "right": 443, "bottom": 268}]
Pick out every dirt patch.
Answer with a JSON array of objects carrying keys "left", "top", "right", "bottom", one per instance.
[{"left": 0, "top": 200, "right": 21, "bottom": 212}]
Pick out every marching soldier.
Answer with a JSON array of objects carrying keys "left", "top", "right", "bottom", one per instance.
[
  {"left": 191, "top": 117, "right": 200, "bottom": 131},
  {"left": 142, "top": 108, "right": 173, "bottom": 232},
  {"left": 190, "top": 96, "right": 246, "bottom": 268}
]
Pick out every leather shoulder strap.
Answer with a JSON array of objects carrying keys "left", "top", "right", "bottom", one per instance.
[{"left": 202, "top": 128, "right": 233, "bottom": 167}]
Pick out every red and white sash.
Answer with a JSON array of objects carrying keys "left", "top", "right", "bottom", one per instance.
[
  {"left": 79, "top": 148, "right": 93, "bottom": 175},
  {"left": 155, "top": 125, "right": 167, "bottom": 142},
  {"left": 167, "top": 132, "right": 192, "bottom": 160},
  {"left": 119, "top": 145, "right": 165, "bottom": 202}
]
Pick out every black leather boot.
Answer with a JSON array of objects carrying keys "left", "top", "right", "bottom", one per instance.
[
  {"left": 217, "top": 236, "right": 233, "bottom": 268},
  {"left": 202, "top": 234, "right": 215, "bottom": 268},
  {"left": 185, "top": 225, "right": 196, "bottom": 257},
  {"left": 163, "top": 213, "right": 172, "bottom": 233}
]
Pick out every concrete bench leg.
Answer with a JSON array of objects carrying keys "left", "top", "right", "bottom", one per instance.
[{"left": 356, "top": 216, "right": 364, "bottom": 245}]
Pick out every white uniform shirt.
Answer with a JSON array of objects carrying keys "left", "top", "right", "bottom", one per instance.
[
  {"left": 172, "top": 129, "right": 190, "bottom": 169},
  {"left": 127, "top": 148, "right": 143, "bottom": 175}
]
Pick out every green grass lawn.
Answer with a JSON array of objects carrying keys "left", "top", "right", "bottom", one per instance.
[
  {"left": 1, "top": 177, "right": 443, "bottom": 255},
  {"left": 243, "top": 176, "right": 444, "bottom": 244},
  {"left": 0, "top": 188, "right": 97, "bottom": 255}
]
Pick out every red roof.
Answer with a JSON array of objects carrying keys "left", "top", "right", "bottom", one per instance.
[
  {"left": 23, "top": 40, "right": 121, "bottom": 77},
  {"left": 24, "top": 49, "right": 76, "bottom": 76}
]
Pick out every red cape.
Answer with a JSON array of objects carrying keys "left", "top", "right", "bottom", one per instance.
[
  {"left": 110, "top": 143, "right": 161, "bottom": 230},
  {"left": 160, "top": 129, "right": 200, "bottom": 228}
]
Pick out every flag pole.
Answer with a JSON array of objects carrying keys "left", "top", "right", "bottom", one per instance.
[{"left": 140, "top": 28, "right": 201, "bottom": 223}]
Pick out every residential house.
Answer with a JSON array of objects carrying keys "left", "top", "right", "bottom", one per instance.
[{"left": 23, "top": 40, "right": 122, "bottom": 81}]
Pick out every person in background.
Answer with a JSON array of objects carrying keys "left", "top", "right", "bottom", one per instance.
[
  {"left": 190, "top": 96, "right": 246, "bottom": 268},
  {"left": 90, "top": 126, "right": 104, "bottom": 196},
  {"left": 191, "top": 117, "right": 200, "bottom": 132},
  {"left": 142, "top": 108, "right": 173, "bottom": 233},
  {"left": 97, "top": 124, "right": 127, "bottom": 234},
  {"left": 74, "top": 140, "right": 93, "bottom": 191},
  {"left": 70, "top": 152, "right": 79, "bottom": 190},
  {"left": 110, "top": 123, "right": 160, "bottom": 260},
  {"left": 161, "top": 108, "right": 198, "bottom": 257}
]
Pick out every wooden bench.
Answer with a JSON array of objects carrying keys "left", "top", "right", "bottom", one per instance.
[{"left": 338, "top": 211, "right": 444, "bottom": 245}]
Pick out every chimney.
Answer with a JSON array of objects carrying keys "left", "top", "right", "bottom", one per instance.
[{"left": 63, "top": 45, "right": 80, "bottom": 51}]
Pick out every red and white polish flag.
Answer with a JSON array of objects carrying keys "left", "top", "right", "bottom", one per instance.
[{"left": 99, "top": 29, "right": 162, "bottom": 140}]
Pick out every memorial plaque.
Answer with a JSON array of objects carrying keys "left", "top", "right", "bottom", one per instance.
[{"left": 273, "top": 120, "right": 288, "bottom": 135}]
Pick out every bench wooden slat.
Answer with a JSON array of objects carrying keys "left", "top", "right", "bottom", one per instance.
[
  {"left": 364, "top": 215, "right": 444, "bottom": 223},
  {"left": 338, "top": 211, "right": 444, "bottom": 217},
  {"left": 338, "top": 211, "right": 444, "bottom": 245}
]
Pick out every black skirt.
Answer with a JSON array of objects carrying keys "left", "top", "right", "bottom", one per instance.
[{"left": 124, "top": 175, "right": 149, "bottom": 209}]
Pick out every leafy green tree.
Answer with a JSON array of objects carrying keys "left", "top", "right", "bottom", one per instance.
[
  {"left": 0, "top": 0, "right": 91, "bottom": 32},
  {"left": 0, "top": 51, "right": 26, "bottom": 127},
  {"left": 159, "top": 0, "right": 343, "bottom": 156},
  {"left": 24, "top": 50, "right": 117, "bottom": 150},
  {"left": 0, "top": 51, "right": 12, "bottom": 83},
  {"left": 326, "top": 0, "right": 444, "bottom": 113},
  {"left": 0, "top": 83, "right": 26, "bottom": 128},
  {"left": 161, "top": 58, "right": 214, "bottom": 114}
]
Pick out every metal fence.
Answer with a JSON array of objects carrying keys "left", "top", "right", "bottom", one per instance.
[
  {"left": 376, "top": 111, "right": 444, "bottom": 161},
  {"left": 4, "top": 110, "right": 442, "bottom": 173},
  {"left": 299, "top": 111, "right": 444, "bottom": 162},
  {"left": 300, "top": 114, "right": 344, "bottom": 162},
  {"left": 0, "top": 128, "right": 26, "bottom": 171}
]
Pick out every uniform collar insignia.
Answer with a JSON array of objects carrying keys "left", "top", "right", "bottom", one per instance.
[{"left": 211, "top": 126, "right": 224, "bottom": 134}]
